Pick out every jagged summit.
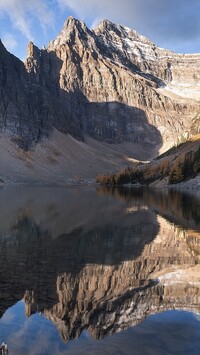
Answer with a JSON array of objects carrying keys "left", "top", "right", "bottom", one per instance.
[
  {"left": 46, "top": 16, "right": 174, "bottom": 72},
  {"left": 94, "top": 19, "right": 153, "bottom": 46},
  {"left": 48, "top": 16, "right": 92, "bottom": 51},
  {"left": 94, "top": 19, "right": 114, "bottom": 31},
  {"left": 26, "top": 41, "right": 40, "bottom": 59},
  {"left": 62, "top": 15, "right": 88, "bottom": 30},
  {"left": 66, "top": 15, "right": 77, "bottom": 22},
  {"left": 48, "top": 16, "right": 155, "bottom": 53}
]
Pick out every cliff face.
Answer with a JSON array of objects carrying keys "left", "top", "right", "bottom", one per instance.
[
  {"left": 0, "top": 40, "right": 52, "bottom": 149},
  {"left": 28, "top": 17, "right": 200, "bottom": 149},
  {"left": 0, "top": 38, "right": 83, "bottom": 150},
  {"left": 1, "top": 17, "right": 200, "bottom": 155}
]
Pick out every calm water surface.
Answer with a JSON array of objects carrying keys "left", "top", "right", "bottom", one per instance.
[{"left": 0, "top": 186, "right": 200, "bottom": 354}]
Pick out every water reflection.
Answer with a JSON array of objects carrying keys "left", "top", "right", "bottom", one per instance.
[{"left": 0, "top": 186, "right": 200, "bottom": 351}]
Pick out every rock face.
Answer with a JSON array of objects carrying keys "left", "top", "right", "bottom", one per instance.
[
  {"left": 0, "top": 38, "right": 82, "bottom": 150},
  {"left": 0, "top": 16, "right": 200, "bottom": 156},
  {"left": 0, "top": 40, "right": 52, "bottom": 149}
]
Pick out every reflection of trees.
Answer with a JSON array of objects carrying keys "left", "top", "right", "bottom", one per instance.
[
  {"left": 97, "top": 187, "right": 200, "bottom": 230},
  {"left": 141, "top": 189, "right": 200, "bottom": 230}
]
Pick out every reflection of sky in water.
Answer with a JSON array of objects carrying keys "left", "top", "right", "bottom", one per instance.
[
  {"left": 0, "top": 301, "right": 68, "bottom": 354},
  {"left": 1, "top": 303, "right": 200, "bottom": 355}
]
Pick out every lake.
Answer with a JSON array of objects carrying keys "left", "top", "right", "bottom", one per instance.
[{"left": 0, "top": 186, "right": 200, "bottom": 354}]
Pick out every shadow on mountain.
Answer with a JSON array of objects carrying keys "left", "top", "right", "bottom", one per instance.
[
  {"left": 0, "top": 41, "right": 162, "bottom": 158},
  {"left": 83, "top": 101, "right": 162, "bottom": 147},
  {"left": 45, "top": 51, "right": 163, "bottom": 156}
]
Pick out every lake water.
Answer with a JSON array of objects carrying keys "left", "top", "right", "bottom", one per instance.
[{"left": 0, "top": 186, "right": 200, "bottom": 354}]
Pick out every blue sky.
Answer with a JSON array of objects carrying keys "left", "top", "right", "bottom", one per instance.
[{"left": 0, "top": 0, "right": 200, "bottom": 60}]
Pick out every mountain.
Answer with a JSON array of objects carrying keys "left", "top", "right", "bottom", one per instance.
[{"left": 0, "top": 17, "right": 200, "bottom": 184}]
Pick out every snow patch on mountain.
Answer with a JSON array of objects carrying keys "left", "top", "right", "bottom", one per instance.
[{"left": 158, "top": 82, "right": 200, "bottom": 100}]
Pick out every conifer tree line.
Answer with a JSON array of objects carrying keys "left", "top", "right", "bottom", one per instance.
[{"left": 97, "top": 139, "right": 200, "bottom": 186}]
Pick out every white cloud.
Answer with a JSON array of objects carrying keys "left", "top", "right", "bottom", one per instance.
[
  {"left": 1, "top": 32, "right": 17, "bottom": 51},
  {"left": 0, "top": 0, "right": 54, "bottom": 40},
  {"left": 0, "top": 0, "right": 199, "bottom": 53},
  {"left": 57, "top": 0, "right": 200, "bottom": 52},
  {"left": 58, "top": 0, "right": 116, "bottom": 22}
]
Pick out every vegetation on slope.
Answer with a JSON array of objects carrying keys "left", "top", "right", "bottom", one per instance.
[{"left": 97, "top": 136, "right": 200, "bottom": 186}]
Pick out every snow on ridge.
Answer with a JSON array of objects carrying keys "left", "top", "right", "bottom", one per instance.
[
  {"left": 122, "top": 25, "right": 153, "bottom": 45},
  {"left": 96, "top": 23, "right": 176, "bottom": 62},
  {"left": 158, "top": 82, "right": 200, "bottom": 100}
]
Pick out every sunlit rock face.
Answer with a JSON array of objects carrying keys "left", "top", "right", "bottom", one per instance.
[
  {"left": 1, "top": 17, "right": 200, "bottom": 154},
  {"left": 27, "top": 17, "right": 200, "bottom": 150}
]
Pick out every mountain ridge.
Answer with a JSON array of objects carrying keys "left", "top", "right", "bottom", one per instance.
[{"left": 0, "top": 16, "right": 200, "bottom": 184}]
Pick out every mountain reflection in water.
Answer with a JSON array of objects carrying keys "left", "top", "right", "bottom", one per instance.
[{"left": 0, "top": 186, "right": 200, "bottom": 353}]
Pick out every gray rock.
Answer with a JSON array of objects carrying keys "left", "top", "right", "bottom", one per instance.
[{"left": 1, "top": 17, "right": 200, "bottom": 153}]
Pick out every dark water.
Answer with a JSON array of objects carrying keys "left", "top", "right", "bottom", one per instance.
[{"left": 0, "top": 186, "right": 200, "bottom": 354}]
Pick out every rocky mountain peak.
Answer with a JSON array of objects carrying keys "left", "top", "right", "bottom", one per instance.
[
  {"left": 94, "top": 19, "right": 115, "bottom": 32},
  {"left": 48, "top": 16, "right": 92, "bottom": 51},
  {"left": 62, "top": 15, "right": 88, "bottom": 33},
  {"left": 26, "top": 41, "right": 40, "bottom": 59},
  {"left": 94, "top": 19, "right": 153, "bottom": 46},
  {"left": 93, "top": 19, "right": 160, "bottom": 73},
  {"left": 64, "top": 15, "right": 83, "bottom": 28}
]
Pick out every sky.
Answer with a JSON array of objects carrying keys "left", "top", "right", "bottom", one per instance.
[{"left": 0, "top": 0, "right": 200, "bottom": 60}]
